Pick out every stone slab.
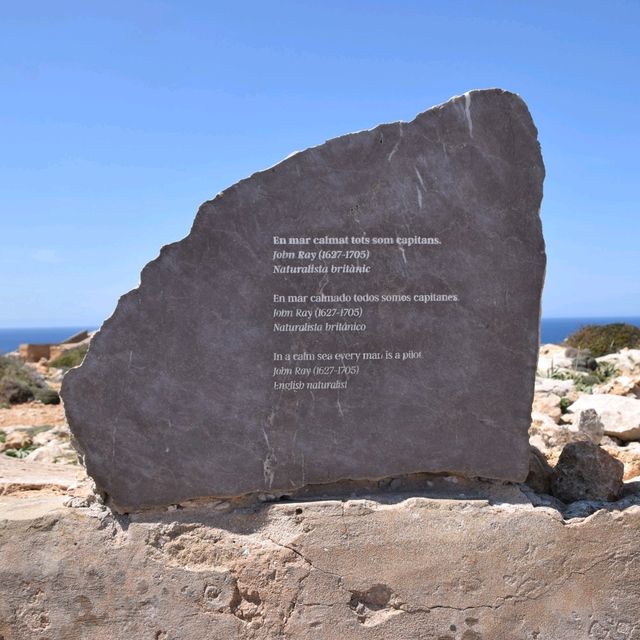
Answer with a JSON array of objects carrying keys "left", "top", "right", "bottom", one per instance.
[
  {"left": 0, "top": 492, "right": 68, "bottom": 521},
  {"left": 62, "top": 88, "right": 545, "bottom": 508},
  {"left": 1, "top": 493, "right": 639, "bottom": 639},
  {"left": 0, "top": 456, "right": 83, "bottom": 494}
]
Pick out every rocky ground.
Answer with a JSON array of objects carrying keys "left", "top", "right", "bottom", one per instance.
[
  {"left": 3, "top": 344, "right": 640, "bottom": 502},
  {"left": 532, "top": 345, "right": 640, "bottom": 487},
  {"left": 1, "top": 345, "right": 640, "bottom": 638}
]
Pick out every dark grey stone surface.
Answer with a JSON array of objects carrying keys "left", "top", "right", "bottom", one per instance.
[
  {"left": 551, "top": 441, "right": 624, "bottom": 503},
  {"left": 62, "top": 89, "right": 546, "bottom": 509}
]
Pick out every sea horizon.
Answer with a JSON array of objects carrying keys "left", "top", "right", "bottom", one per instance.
[
  {"left": 1, "top": 317, "right": 639, "bottom": 355},
  {"left": 0, "top": 326, "right": 98, "bottom": 355}
]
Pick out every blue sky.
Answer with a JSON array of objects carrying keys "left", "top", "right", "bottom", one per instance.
[{"left": 1, "top": 1, "right": 638, "bottom": 327}]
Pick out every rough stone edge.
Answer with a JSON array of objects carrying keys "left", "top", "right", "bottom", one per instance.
[{"left": 61, "top": 88, "right": 544, "bottom": 508}]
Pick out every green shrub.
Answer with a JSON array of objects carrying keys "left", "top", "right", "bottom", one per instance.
[
  {"left": 547, "top": 361, "right": 617, "bottom": 395},
  {"left": 594, "top": 362, "right": 618, "bottom": 382},
  {"left": 0, "top": 378, "right": 34, "bottom": 403},
  {"left": 575, "top": 374, "right": 600, "bottom": 391},
  {"left": 565, "top": 323, "right": 640, "bottom": 358},
  {"left": 559, "top": 397, "right": 572, "bottom": 414},
  {"left": 4, "top": 444, "right": 39, "bottom": 459},
  {"left": 0, "top": 356, "right": 44, "bottom": 404},
  {"left": 49, "top": 345, "right": 88, "bottom": 370},
  {"left": 35, "top": 388, "right": 61, "bottom": 405}
]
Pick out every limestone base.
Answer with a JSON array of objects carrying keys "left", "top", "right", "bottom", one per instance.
[{"left": 1, "top": 482, "right": 639, "bottom": 639}]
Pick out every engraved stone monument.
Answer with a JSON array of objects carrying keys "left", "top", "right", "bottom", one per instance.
[{"left": 62, "top": 89, "right": 546, "bottom": 509}]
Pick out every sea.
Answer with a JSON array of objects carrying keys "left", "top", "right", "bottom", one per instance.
[
  {"left": 1, "top": 318, "right": 639, "bottom": 355},
  {"left": 540, "top": 317, "right": 640, "bottom": 345}
]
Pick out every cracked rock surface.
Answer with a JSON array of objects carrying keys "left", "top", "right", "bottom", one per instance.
[{"left": 1, "top": 483, "right": 639, "bottom": 639}]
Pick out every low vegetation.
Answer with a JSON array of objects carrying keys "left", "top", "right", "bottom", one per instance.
[
  {"left": 565, "top": 323, "right": 640, "bottom": 358},
  {"left": 559, "top": 396, "right": 572, "bottom": 414},
  {"left": 550, "top": 361, "right": 618, "bottom": 394},
  {"left": 3, "top": 443, "right": 39, "bottom": 459},
  {"left": 0, "top": 356, "right": 46, "bottom": 405},
  {"left": 35, "top": 388, "right": 61, "bottom": 405},
  {"left": 49, "top": 345, "right": 88, "bottom": 370},
  {"left": 0, "top": 355, "right": 61, "bottom": 405}
]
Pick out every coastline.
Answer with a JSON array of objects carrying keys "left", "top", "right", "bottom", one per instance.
[{"left": 2, "top": 319, "right": 639, "bottom": 355}]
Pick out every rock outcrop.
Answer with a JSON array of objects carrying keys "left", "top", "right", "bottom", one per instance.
[
  {"left": 550, "top": 441, "right": 624, "bottom": 503},
  {"left": 568, "top": 394, "right": 640, "bottom": 441},
  {"left": 1, "top": 484, "right": 639, "bottom": 639},
  {"left": 597, "top": 349, "right": 640, "bottom": 376}
]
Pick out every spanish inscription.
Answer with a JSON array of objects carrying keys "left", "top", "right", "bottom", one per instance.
[{"left": 270, "top": 234, "right": 458, "bottom": 392}]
